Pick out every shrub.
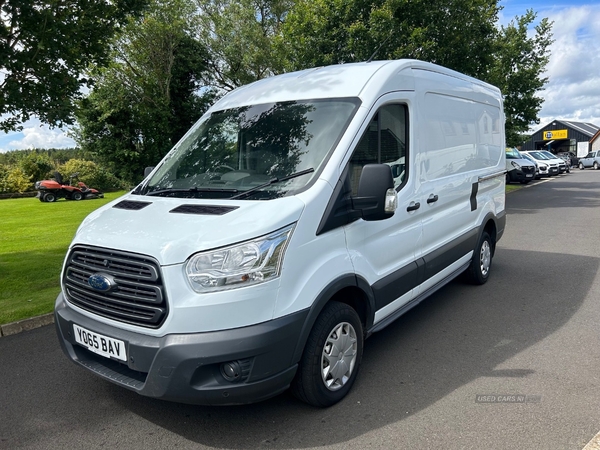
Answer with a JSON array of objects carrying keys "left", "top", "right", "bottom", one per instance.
[
  {"left": 58, "top": 159, "right": 126, "bottom": 191},
  {"left": 0, "top": 166, "right": 32, "bottom": 193}
]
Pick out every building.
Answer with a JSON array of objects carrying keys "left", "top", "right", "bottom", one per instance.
[
  {"left": 521, "top": 120, "right": 600, "bottom": 157},
  {"left": 591, "top": 129, "right": 600, "bottom": 153}
]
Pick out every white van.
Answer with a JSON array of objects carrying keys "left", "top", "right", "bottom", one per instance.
[{"left": 55, "top": 60, "right": 506, "bottom": 407}]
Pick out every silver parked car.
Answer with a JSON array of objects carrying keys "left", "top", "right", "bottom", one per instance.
[
  {"left": 506, "top": 147, "right": 536, "bottom": 183},
  {"left": 578, "top": 150, "right": 600, "bottom": 170}
]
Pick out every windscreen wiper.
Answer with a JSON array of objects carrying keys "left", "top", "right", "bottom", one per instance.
[
  {"left": 229, "top": 168, "right": 315, "bottom": 200},
  {"left": 146, "top": 187, "right": 240, "bottom": 197}
]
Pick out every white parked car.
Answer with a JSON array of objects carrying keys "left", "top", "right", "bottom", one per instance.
[
  {"left": 539, "top": 150, "right": 569, "bottom": 173},
  {"left": 522, "top": 151, "right": 560, "bottom": 176}
]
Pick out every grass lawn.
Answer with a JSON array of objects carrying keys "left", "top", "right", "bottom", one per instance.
[
  {"left": 0, "top": 191, "right": 127, "bottom": 325},
  {"left": 505, "top": 183, "right": 525, "bottom": 193}
]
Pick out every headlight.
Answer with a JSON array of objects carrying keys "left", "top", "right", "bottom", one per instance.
[
  {"left": 511, "top": 161, "right": 521, "bottom": 170},
  {"left": 186, "top": 224, "right": 294, "bottom": 293}
]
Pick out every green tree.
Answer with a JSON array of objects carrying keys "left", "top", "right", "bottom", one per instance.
[
  {"left": 488, "top": 10, "right": 553, "bottom": 147},
  {"left": 0, "top": 0, "right": 148, "bottom": 132},
  {"left": 74, "top": 0, "right": 216, "bottom": 183},
  {"left": 280, "top": 0, "right": 499, "bottom": 79},
  {"left": 196, "top": 0, "right": 293, "bottom": 89},
  {"left": 18, "top": 153, "right": 54, "bottom": 182}
]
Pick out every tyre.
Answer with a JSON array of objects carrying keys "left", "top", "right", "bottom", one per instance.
[
  {"left": 579, "top": 162, "right": 584, "bottom": 170},
  {"left": 291, "top": 301, "right": 364, "bottom": 407},
  {"left": 465, "top": 231, "right": 492, "bottom": 285},
  {"left": 505, "top": 173, "right": 511, "bottom": 184},
  {"left": 43, "top": 192, "right": 57, "bottom": 202},
  {"left": 594, "top": 162, "right": 599, "bottom": 170},
  {"left": 72, "top": 192, "right": 83, "bottom": 201}
]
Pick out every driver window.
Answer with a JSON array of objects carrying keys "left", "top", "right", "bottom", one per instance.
[{"left": 348, "top": 104, "right": 408, "bottom": 195}]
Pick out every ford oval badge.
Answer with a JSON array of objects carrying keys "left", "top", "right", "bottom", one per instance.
[{"left": 88, "top": 273, "right": 116, "bottom": 292}]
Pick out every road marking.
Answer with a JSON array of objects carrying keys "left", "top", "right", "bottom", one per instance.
[{"left": 583, "top": 431, "right": 600, "bottom": 450}]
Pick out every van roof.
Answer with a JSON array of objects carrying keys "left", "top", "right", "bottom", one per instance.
[{"left": 210, "top": 59, "right": 499, "bottom": 111}]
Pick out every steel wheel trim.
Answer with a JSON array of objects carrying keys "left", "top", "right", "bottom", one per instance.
[
  {"left": 480, "top": 240, "right": 491, "bottom": 277},
  {"left": 321, "top": 321, "right": 358, "bottom": 391}
]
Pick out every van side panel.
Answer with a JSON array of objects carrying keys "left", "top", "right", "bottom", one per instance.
[{"left": 412, "top": 70, "right": 504, "bottom": 296}]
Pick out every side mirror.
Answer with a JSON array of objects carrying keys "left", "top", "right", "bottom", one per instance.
[
  {"left": 352, "top": 164, "right": 397, "bottom": 221},
  {"left": 144, "top": 166, "right": 155, "bottom": 178}
]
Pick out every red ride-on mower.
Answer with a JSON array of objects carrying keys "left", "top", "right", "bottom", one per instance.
[{"left": 35, "top": 172, "right": 104, "bottom": 202}]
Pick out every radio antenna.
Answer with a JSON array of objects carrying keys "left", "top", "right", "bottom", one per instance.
[{"left": 366, "top": 33, "right": 393, "bottom": 63}]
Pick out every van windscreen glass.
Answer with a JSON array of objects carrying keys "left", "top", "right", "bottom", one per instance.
[{"left": 142, "top": 99, "right": 359, "bottom": 199}]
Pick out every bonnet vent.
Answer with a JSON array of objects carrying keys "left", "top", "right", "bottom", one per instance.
[
  {"left": 113, "top": 200, "right": 152, "bottom": 211},
  {"left": 169, "top": 205, "right": 239, "bottom": 215}
]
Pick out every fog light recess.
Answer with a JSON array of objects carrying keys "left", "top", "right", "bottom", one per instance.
[{"left": 220, "top": 359, "right": 252, "bottom": 383}]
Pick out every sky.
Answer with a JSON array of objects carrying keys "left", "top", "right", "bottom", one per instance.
[{"left": 1, "top": 0, "right": 599, "bottom": 153}]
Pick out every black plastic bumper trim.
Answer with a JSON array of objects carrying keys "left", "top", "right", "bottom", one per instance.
[{"left": 55, "top": 293, "right": 309, "bottom": 405}]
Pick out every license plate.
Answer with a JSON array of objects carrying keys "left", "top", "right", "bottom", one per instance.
[
  {"left": 73, "top": 324, "right": 127, "bottom": 362},
  {"left": 526, "top": 174, "right": 533, "bottom": 177}
]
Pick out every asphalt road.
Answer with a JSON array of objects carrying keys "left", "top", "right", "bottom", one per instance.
[{"left": 2, "top": 170, "right": 600, "bottom": 450}]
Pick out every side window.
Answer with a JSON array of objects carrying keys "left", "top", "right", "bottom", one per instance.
[{"left": 348, "top": 104, "right": 408, "bottom": 195}]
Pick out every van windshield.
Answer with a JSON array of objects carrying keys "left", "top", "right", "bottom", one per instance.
[{"left": 140, "top": 99, "right": 360, "bottom": 199}]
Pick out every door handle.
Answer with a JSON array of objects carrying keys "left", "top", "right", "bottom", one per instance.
[
  {"left": 406, "top": 201, "right": 420, "bottom": 212},
  {"left": 427, "top": 194, "right": 439, "bottom": 204}
]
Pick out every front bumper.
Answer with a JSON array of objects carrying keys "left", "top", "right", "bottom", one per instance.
[
  {"left": 55, "top": 293, "right": 309, "bottom": 405},
  {"left": 508, "top": 168, "right": 535, "bottom": 182}
]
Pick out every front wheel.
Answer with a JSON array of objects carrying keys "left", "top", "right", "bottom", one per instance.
[
  {"left": 594, "top": 162, "right": 599, "bottom": 170},
  {"left": 72, "top": 191, "right": 83, "bottom": 201},
  {"left": 43, "top": 192, "right": 57, "bottom": 202},
  {"left": 579, "top": 163, "right": 585, "bottom": 170},
  {"left": 465, "top": 231, "right": 493, "bottom": 285},
  {"left": 291, "top": 301, "right": 364, "bottom": 407}
]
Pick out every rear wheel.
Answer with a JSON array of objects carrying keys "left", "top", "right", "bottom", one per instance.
[
  {"left": 292, "top": 301, "right": 363, "bottom": 407},
  {"left": 465, "top": 231, "right": 492, "bottom": 285}
]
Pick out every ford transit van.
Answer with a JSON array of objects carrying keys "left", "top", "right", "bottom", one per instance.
[{"left": 55, "top": 59, "right": 506, "bottom": 407}]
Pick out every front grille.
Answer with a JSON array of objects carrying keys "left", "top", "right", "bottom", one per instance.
[
  {"left": 522, "top": 166, "right": 535, "bottom": 175},
  {"left": 64, "top": 246, "right": 168, "bottom": 328}
]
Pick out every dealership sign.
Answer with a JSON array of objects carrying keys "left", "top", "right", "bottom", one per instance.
[{"left": 543, "top": 129, "right": 568, "bottom": 140}]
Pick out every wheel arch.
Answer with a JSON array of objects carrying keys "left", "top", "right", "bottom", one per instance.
[
  {"left": 480, "top": 211, "right": 501, "bottom": 257},
  {"left": 291, "top": 274, "right": 375, "bottom": 364}
]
